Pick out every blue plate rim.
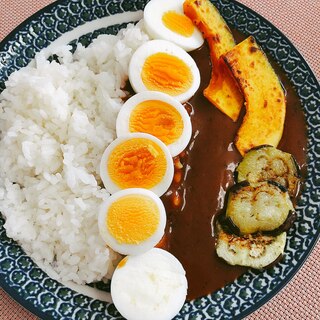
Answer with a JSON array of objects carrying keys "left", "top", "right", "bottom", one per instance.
[
  {"left": 0, "top": 0, "right": 319, "bottom": 319},
  {"left": 0, "top": 0, "right": 60, "bottom": 49}
]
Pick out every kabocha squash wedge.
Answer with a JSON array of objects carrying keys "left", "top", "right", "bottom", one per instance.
[
  {"left": 205, "top": 40, "right": 244, "bottom": 122},
  {"left": 183, "top": 0, "right": 243, "bottom": 121},
  {"left": 183, "top": 0, "right": 234, "bottom": 54},
  {"left": 223, "top": 36, "right": 286, "bottom": 156}
]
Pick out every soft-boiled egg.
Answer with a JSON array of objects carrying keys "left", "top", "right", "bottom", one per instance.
[
  {"left": 144, "top": 0, "right": 204, "bottom": 52},
  {"left": 98, "top": 189, "right": 166, "bottom": 255},
  {"left": 111, "top": 248, "right": 187, "bottom": 320},
  {"left": 129, "top": 39, "right": 200, "bottom": 102},
  {"left": 100, "top": 132, "right": 174, "bottom": 196},
  {"left": 116, "top": 91, "right": 192, "bottom": 157}
]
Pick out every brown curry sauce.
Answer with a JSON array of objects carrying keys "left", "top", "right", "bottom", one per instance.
[{"left": 160, "top": 30, "right": 308, "bottom": 301}]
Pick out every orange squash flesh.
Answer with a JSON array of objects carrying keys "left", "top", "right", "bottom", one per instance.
[
  {"left": 183, "top": 0, "right": 243, "bottom": 121},
  {"left": 223, "top": 36, "right": 286, "bottom": 155}
]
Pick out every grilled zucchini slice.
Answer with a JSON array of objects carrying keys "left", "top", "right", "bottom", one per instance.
[
  {"left": 236, "top": 145, "right": 300, "bottom": 197},
  {"left": 226, "top": 181, "right": 294, "bottom": 234},
  {"left": 216, "top": 222, "right": 286, "bottom": 269}
]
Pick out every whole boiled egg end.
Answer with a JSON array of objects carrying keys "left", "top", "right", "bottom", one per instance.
[
  {"left": 98, "top": 189, "right": 166, "bottom": 256},
  {"left": 143, "top": 0, "right": 204, "bottom": 51},
  {"left": 111, "top": 248, "right": 188, "bottom": 320}
]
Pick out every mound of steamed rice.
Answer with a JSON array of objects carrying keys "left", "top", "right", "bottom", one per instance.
[{"left": 0, "top": 22, "right": 149, "bottom": 285}]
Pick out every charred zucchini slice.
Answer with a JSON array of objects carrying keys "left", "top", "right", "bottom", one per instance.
[
  {"left": 236, "top": 145, "right": 300, "bottom": 197},
  {"left": 216, "top": 222, "right": 286, "bottom": 269},
  {"left": 226, "top": 181, "right": 294, "bottom": 234}
]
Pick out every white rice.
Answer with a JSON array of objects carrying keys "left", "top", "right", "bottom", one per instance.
[{"left": 0, "top": 21, "right": 149, "bottom": 285}]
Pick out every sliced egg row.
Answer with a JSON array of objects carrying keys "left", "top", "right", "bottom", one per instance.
[
  {"left": 97, "top": 186, "right": 188, "bottom": 320},
  {"left": 98, "top": 118, "right": 183, "bottom": 255},
  {"left": 100, "top": 0, "right": 202, "bottom": 195},
  {"left": 97, "top": 1, "right": 205, "bottom": 318},
  {"left": 128, "top": 0, "right": 204, "bottom": 103},
  {"left": 98, "top": 0, "right": 204, "bottom": 198},
  {"left": 97, "top": 82, "right": 190, "bottom": 319}
]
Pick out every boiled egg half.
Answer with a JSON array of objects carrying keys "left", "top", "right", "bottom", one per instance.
[
  {"left": 129, "top": 39, "right": 200, "bottom": 102},
  {"left": 144, "top": 0, "right": 204, "bottom": 52},
  {"left": 100, "top": 133, "right": 174, "bottom": 196},
  {"left": 98, "top": 189, "right": 166, "bottom": 255},
  {"left": 111, "top": 248, "right": 187, "bottom": 320},
  {"left": 116, "top": 91, "right": 192, "bottom": 157}
]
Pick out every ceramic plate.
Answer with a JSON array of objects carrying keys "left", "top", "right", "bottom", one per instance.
[{"left": 0, "top": 0, "right": 319, "bottom": 319}]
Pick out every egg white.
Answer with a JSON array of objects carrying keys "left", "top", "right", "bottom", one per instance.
[
  {"left": 116, "top": 91, "right": 192, "bottom": 157},
  {"left": 144, "top": 0, "right": 204, "bottom": 52},
  {"left": 128, "top": 39, "right": 200, "bottom": 103},
  {"left": 100, "top": 132, "right": 174, "bottom": 196},
  {"left": 111, "top": 248, "right": 188, "bottom": 320},
  {"left": 98, "top": 188, "right": 166, "bottom": 256}
]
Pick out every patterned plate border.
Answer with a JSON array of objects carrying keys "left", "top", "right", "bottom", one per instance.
[{"left": 0, "top": 0, "right": 319, "bottom": 319}]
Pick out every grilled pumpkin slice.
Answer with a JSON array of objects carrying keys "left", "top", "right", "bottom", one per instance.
[
  {"left": 236, "top": 145, "right": 300, "bottom": 197},
  {"left": 223, "top": 36, "right": 286, "bottom": 155},
  {"left": 183, "top": 0, "right": 243, "bottom": 121},
  {"left": 225, "top": 181, "right": 294, "bottom": 235},
  {"left": 216, "top": 222, "right": 286, "bottom": 269}
]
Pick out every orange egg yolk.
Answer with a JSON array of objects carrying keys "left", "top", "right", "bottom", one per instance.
[
  {"left": 162, "top": 10, "right": 195, "bottom": 37},
  {"left": 141, "top": 53, "right": 193, "bottom": 96},
  {"left": 107, "top": 137, "right": 167, "bottom": 189},
  {"left": 129, "top": 100, "right": 184, "bottom": 145},
  {"left": 117, "top": 256, "right": 128, "bottom": 269},
  {"left": 106, "top": 194, "right": 160, "bottom": 244}
]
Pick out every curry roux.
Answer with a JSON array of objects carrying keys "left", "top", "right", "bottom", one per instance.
[{"left": 160, "top": 31, "right": 308, "bottom": 301}]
